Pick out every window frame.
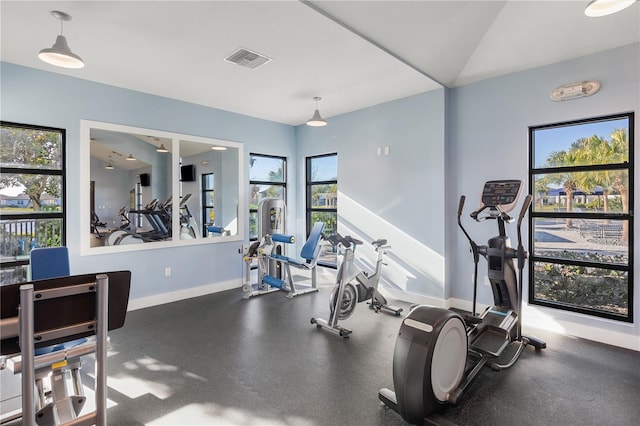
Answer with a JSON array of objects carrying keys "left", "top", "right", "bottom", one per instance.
[
  {"left": 201, "top": 172, "right": 214, "bottom": 237},
  {"left": 306, "top": 153, "right": 337, "bottom": 268},
  {"left": 248, "top": 153, "right": 287, "bottom": 241},
  {"left": 528, "top": 112, "right": 634, "bottom": 322},
  {"left": 0, "top": 121, "right": 67, "bottom": 282}
]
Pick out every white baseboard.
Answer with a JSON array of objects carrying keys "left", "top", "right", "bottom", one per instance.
[
  {"left": 127, "top": 278, "right": 242, "bottom": 311},
  {"left": 521, "top": 304, "right": 639, "bottom": 351},
  {"left": 382, "top": 288, "right": 449, "bottom": 309}
]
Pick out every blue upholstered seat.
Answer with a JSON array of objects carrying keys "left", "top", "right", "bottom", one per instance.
[
  {"left": 30, "top": 246, "right": 70, "bottom": 280},
  {"left": 300, "top": 222, "right": 325, "bottom": 263},
  {"left": 30, "top": 246, "right": 84, "bottom": 354}
]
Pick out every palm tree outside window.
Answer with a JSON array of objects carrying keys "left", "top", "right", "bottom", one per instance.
[{"left": 529, "top": 113, "right": 633, "bottom": 322}]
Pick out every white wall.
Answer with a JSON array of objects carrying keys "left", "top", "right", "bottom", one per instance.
[{"left": 447, "top": 43, "right": 640, "bottom": 350}]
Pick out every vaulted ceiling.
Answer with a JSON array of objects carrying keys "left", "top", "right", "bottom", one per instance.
[{"left": 1, "top": 1, "right": 638, "bottom": 125}]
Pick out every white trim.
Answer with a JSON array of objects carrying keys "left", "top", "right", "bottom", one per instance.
[
  {"left": 522, "top": 304, "right": 639, "bottom": 352},
  {"left": 79, "top": 119, "right": 244, "bottom": 256},
  {"left": 127, "top": 278, "right": 241, "bottom": 311},
  {"left": 383, "top": 287, "right": 448, "bottom": 309},
  {"left": 446, "top": 297, "right": 490, "bottom": 313}
]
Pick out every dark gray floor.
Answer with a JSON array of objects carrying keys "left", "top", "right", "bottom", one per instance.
[{"left": 95, "top": 285, "right": 640, "bottom": 426}]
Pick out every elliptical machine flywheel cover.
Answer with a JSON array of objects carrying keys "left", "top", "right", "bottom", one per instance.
[{"left": 392, "top": 306, "right": 467, "bottom": 424}]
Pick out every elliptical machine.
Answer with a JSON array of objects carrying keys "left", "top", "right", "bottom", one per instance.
[{"left": 379, "top": 180, "right": 546, "bottom": 424}]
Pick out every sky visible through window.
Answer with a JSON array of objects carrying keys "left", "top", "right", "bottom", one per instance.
[
  {"left": 249, "top": 156, "right": 284, "bottom": 182},
  {"left": 310, "top": 155, "right": 337, "bottom": 181},
  {"left": 533, "top": 118, "right": 628, "bottom": 169}
]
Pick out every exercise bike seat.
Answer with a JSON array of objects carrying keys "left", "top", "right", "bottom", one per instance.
[
  {"left": 346, "top": 236, "right": 363, "bottom": 246},
  {"left": 371, "top": 239, "right": 387, "bottom": 247}
]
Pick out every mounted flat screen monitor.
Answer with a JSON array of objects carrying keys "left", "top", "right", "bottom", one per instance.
[
  {"left": 181, "top": 164, "right": 196, "bottom": 182},
  {"left": 140, "top": 173, "right": 150, "bottom": 187}
]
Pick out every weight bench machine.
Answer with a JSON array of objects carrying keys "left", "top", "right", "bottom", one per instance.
[
  {"left": 243, "top": 222, "right": 325, "bottom": 299},
  {"left": 0, "top": 271, "right": 131, "bottom": 426}
]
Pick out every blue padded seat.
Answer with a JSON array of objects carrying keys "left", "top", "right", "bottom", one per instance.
[
  {"left": 30, "top": 246, "right": 70, "bottom": 280},
  {"left": 29, "top": 246, "right": 84, "bottom": 354},
  {"left": 300, "top": 222, "right": 325, "bottom": 263}
]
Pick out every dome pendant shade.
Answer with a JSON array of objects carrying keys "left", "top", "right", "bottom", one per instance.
[
  {"left": 39, "top": 35, "right": 84, "bottom": 68},
  {"left": 306, "top": 109, "right": 327, "bottom": 127},
  {"left": 38, "top": 11, "right": 84, "bottom": 69}
]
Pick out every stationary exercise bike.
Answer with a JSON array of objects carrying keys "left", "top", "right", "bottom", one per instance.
[
  {"left": 311, "top": 234, "right": 403, "bottom": 337},
  {"left": 379, "top": 180, "right": 546, "bottom": 424}
]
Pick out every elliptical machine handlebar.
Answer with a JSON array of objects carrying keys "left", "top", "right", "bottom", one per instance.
[
  {"left": 513, "top": 193, "right": 531, "bottom": 341},
  {"left": 458, "top": 196, "right": 475, "bottom": 248},
  {"left": 458, "top": 195, "right": 483, "bottom": 317},
  {"left": 515, "top": 194, "right": 531, "bottom": 269},
  {"left": 470, "top": 204, "right": 514, "bottom": 223}
]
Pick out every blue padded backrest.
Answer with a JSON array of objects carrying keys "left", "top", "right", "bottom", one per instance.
[
  {"left": 30, "top": 247, "right": 70, "bottom": 280},
  {"left": 300, "top": 222, "right": 325, "bottom": 261}
]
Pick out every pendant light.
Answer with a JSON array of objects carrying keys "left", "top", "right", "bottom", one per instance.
[
  {"left": 156, "top": 144, "right": 169, "bottom": 153},
  {"left": 585, "top": 0, "right": 635, "bottom": 17},
  {"left": 105, "top": 156, "right": 114, "bottom": 170},
  {"left": 38, "top": 11, "right": 85, "bottom": 69},
  {"left": 126, "top": 154, "right": 136, "bottom": 161},
  {"left": 306, "top": 97, "right": 327, "bottom": 127}
]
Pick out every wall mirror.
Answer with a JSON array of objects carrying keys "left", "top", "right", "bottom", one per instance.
[{"left": 80, "top": 120, "right": 243, "bottom": 254}]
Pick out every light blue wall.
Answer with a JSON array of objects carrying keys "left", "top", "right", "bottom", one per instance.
[
  {"left": 90, "top": 156, "right": 137, "bottom": 226},
  {"left": 1, "top": 62, "right": 296, "bottom": 301},
  {"left": 2, "top": 41, "right": 638, "bottom": 346},
  {"left": 296, "top": 90, "right": 447, "bottom": 301},
  {"left": 180, "top": 148, "right": 239, "bottom": 235},
  {"left": 447, "top": 43, "right": 639, "bottom": 343}
]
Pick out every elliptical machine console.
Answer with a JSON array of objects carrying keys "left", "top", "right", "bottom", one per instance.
[{"left": 378, "top": 180, "right": 546, "bottom": 425}]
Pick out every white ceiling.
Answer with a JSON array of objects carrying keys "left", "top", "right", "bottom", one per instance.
[{"left": 1, "top": 1, "right": 639, "bottom": 126}]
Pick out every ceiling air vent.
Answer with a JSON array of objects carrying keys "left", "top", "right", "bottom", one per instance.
[{"left": 224, "top": 48, "right": 271, "bottom": 70}]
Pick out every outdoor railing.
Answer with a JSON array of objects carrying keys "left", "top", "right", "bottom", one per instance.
[{"left": 0, "top": 218, "right": 62, "bottom": 285}]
